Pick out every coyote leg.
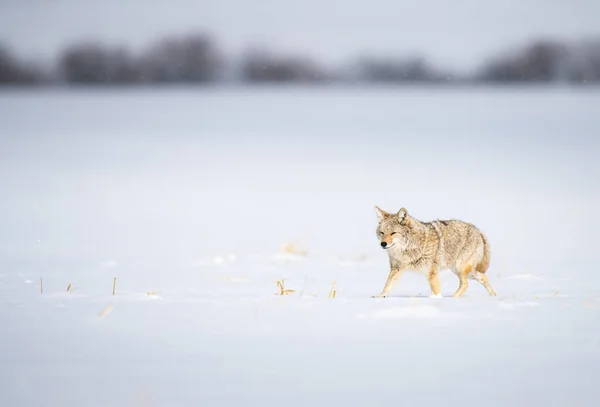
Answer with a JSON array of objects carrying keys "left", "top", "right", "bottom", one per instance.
[
  {"left": 427, "top": 266, "right": 442, "bottom": 297},
  {"left": 473, "top": 272, "right": 497, "bottom": 296},
  {"left": 373, "top": 267, "right": 403, "bottom": 298},
  {"left": 453, "top": 265, "right": 471, "bottom": 298}
]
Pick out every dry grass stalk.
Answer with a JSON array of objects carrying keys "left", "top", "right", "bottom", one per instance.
[
  {"left": 275, "top": 279, "right": 295, "bottom": 295},
  {"left": 281, "top": 242, "right": 307, "bottom": 256},
  {"left": 40, "top": 278, "right": 43, "bottom": 294},
  {"left": 328, "top": 280, "right": 337, "bottom": 299},
  {"left": 112, "top": 277, "right": 116, "bottom": 295},
  {"left": 66, "top": 284, "right": 71, "bottom": 292}
]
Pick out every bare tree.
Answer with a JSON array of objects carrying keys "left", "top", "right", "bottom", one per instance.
[
  {"left": 59, "top": 43, "right": 141, "bottom": 84},
  {"left": 239, "top": 49, "right": 329, "bottom": 83},
  {"left": 478, "top": 40, "right": 569, "bottom": 82},
  {"left": 140, "top": 34, "right": 222, "bottom": 83},
  {"left": 353, "top": 56, "right": 444, "bottom": 83},
  {"left": 0, "top": 45, "right": 41, "bottom": 84}
]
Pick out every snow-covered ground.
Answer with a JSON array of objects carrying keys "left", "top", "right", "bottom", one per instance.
[{"left": 1, "top": 87, "right": 599, "bottom": 406}]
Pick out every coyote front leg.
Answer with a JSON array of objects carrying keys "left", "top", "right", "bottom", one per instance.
[
  {"left": 373, "top": 267, "right": 404, "bottom": 298},
  {"left": 427, "top": 264, "right": 442, "bottom": 298}
]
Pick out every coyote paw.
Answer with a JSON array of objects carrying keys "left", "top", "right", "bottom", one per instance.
[
  {"left": 372, "top": 293, "right": 387, "bottom": 298},
  {"left": 429, "top": 293, "right": 443, "bottom": 298}
]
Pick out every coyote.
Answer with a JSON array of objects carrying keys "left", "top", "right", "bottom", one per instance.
[{"left": 373, "top": 206, "right": 496, "bottom": 298}]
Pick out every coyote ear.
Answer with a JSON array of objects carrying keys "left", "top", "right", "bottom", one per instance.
[
  {"left": 374, "top": 205, "right": 390, "bottom": 222},
  {"left": 397, "top": 207, "right": 408, "bottom": 224}
]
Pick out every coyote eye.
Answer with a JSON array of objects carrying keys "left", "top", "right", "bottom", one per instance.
[{"left": 391, "top": 232, "right": 397, "bottom": 235}]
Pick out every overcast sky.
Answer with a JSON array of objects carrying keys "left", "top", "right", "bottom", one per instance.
[{"left": 1, "top": 0, "right": 599, "bottom": 70}]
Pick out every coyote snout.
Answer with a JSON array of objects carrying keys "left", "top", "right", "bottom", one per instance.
[
  {"left": 373, "top": 205, "right": 497, "bottom": 299},
  {"left": 378, "top": 228, "right": 398, "bottom": 249}
]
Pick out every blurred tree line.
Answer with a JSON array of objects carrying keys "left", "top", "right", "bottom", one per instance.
[
  {"left": 0, "top": 47, "right": 43, "bottom": 84},
  {"left": 476, "top": 40, "right": 600, "bottom": 83},
  {"left": 1, "top": 33, "right": 600, "bottom": 86}
]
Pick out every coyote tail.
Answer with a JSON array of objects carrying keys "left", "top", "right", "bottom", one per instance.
[{"left": 476, "top": 232, "right": 491, "bottom": 273}]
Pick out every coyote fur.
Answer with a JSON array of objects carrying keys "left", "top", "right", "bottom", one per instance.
[{"left": 373, "top": 206, "right": 496, "bottom": 298}]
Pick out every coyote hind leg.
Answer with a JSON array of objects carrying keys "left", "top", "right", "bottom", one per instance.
[
  {"left": 473, "top": 272, "right": 497, "bottom": 296},
  {"left": 452, "top": 265, "right": 471, "bottom": 298}
]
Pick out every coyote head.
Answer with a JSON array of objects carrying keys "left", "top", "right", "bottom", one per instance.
[{"left": 374, "top": 206, "right": 411, "bottom": 250}]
